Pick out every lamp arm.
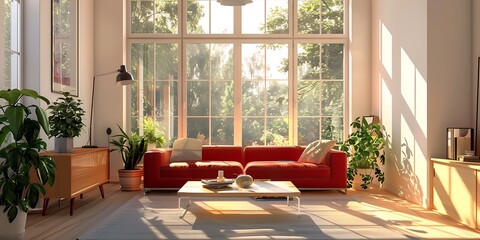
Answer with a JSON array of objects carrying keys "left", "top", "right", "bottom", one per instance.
[{"left": 94, "top": 69, "right": 118, "bottom": 78}]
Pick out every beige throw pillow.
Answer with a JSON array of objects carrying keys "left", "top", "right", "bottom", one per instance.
[
  {"left": 298, "top": 140, "right": 336, "bottom": 164},
  {"left": 170, "top": 138, "right": 203, "bottom": 162}
]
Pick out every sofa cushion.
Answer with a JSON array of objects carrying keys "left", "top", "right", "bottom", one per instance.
[
  {"left": 170, "top": 138, "right": 202, "bottom": 162},
  {"left": 298, "top": 140, "right": 336, "bottom": 164},
  {"left": 163, "top": 161, "right": 243, "bottom": 178},
  {"left": 243, "top": 146, "right": 305, "bottom": 164},
  {"left": 244, "top": 161, "right": 330, "bottom": 179}
]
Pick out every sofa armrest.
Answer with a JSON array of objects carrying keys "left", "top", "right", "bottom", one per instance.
[
  {"left": 325, "top": 149, "right": 347, "bottom": 185},
  {"left": 143, "top": 149, "right": 172, "bottom": 188}
]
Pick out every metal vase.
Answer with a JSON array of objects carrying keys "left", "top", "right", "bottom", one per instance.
[{"left": 54, "top": 137, "right": 73, "bottom": 153}]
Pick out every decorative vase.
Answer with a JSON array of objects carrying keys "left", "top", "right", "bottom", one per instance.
[
  {"left": 54, "top": 137, "right": 73, "bottom": 153},
  {"left": 0, "top": 208, "right": 27, "bottom": 240},
  {"left": 235, "top": 174, "right": 253, "bottom": 188},
  {"left": 118, "top": 169, "right": 143, "bottom": 191}
]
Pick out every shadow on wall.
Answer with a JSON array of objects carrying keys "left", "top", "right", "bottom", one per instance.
[{"left": 384, "top": 135, "right": 423, "bottom": 205}]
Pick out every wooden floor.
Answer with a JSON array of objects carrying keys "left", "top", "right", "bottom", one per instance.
[{"left": 25, "top": 183, "right": 479, "bottom": 240}]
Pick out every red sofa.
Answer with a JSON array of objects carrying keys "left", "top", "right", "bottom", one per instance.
[{"left": 143, "top": 145, "right": 347, "bottom": 193}]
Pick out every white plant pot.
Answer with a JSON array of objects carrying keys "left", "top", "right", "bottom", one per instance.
[
  {"left": 55, "top": 137, "right": 73, "bottom": 153},
  {"left": 352, "top": 168, "right": 372, "bottom": 190},
  {"left": 0, "top": 208, "right": 27, "bottom": 240}
]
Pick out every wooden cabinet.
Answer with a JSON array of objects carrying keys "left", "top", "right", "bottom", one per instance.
[
  {"left": 432, "top": 158, "right": 480, "bottom": 229},
  {"left": 37, "top": 148, "right": 110, "bottom": 215}
]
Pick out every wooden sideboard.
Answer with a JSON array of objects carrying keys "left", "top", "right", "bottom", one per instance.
[
  {"left": 37, "top": 148, "right": 110, "bottom": 215},
  {"left": 431, "top": 158, "right": 480, "bottom": 229}
]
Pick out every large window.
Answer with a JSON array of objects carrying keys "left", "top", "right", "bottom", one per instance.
[
  {"left": 1, "top": 0, "right": 21, "bottom": 90},
  {"left": 128, "top": 0, "right": 347, "bottom": 147}
]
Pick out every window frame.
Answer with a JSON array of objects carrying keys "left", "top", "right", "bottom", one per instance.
[{"left": 127, "top": 0, "right": 349, "bottom": 146}]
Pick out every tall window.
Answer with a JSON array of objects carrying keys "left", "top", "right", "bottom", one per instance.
[
  {"left": 1, "top": 0, "right": 21, "bottom": 90},
  {"left": 128, "top": 0, "right": 347, "bottom": 147}
]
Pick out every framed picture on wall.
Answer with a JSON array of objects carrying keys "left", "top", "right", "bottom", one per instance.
[{"left": 51, "top": 0, "right": 78, "bottom": 96}]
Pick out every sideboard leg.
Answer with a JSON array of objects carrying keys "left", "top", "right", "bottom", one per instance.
[
  {"left": 99, "top": 184, "right": 105, "bottom": 198},
  {"left": 70, "top": 197, "right": 75, "bottom": 216},
  {"left": 42, "top": 198, "right": 50, "bottom": 216}
]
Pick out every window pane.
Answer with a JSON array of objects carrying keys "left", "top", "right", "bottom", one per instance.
[
  {"left": 242, "top": 0, "right": 288, "bottom": 34},
  {"left": 187, "top": 81, "right": 209, "bottom": 116},
  {"left": 242, "top": 80, "right": 264, "bottom": 116},
  {"left": 242, "top": 118, "right": 265, "bottom": 146},
  {"left": 211, "top": 118, "right": 234, "bottom": 145},
  {"left": 322, "top": 43, "right": 344, "bottom": 79},
  {"left": 131, "top": 0, "right": 155, "bottom": 33},
  {"left": 298, "top": 118, "right": 320, "bottom": 146},
  {"left": 265, "top": 118, "right": 288, "bottom": 145},
  {"left": 322, "top": 80, "right": 343, "bottom": 116},
  {"left": 298, "top": 80, "right": 320, "bottom": 116},
  {"left": 187, "top": 118, "right": 209, "bottom": 144},
  {"left": 155, "top": 0, "right": 179, "bottom": 34},
  {"left": 297, "top": 0, "right": 344, "bottom": 34},
  {"left": 321, "top": 117, "right": 343, "bottom": 142},
  {"left": 211, "top": 81, "right": 233, "bottom": 116},
  {"left": 266, "top": 80, "right": 288, "bottom": 116},
  {"left": 187, "top": 0, "right": 233, "bottom": 34}
]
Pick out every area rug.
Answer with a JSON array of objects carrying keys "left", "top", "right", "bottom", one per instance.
[{"left": 77, "top": 191, "right": 477, "bottom": 240}]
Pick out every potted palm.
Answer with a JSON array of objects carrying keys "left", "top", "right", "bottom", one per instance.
[
  {"left": 110, "top": 125, "right": 147, "bottom": 191},
  {"left": 0, "top": 89, "right": 56, "bottom": 238},
  {"left": 340, "top": 116, "right": 385, "bottom": 190},
  {"left": 48, "top": 92, "right": 86, "bottom": 152},
  {"left": 143, "top": 117, "right": 165, "bottom": 149}
]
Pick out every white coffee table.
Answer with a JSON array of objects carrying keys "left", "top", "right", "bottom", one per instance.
[{"left": 177, "top": 181, "right": 301, "bottom": 217}]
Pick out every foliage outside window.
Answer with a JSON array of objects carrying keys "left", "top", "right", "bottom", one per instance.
[
  {"left": 128, "top": 0, "right": 346, "bottom": 147},
  {"left": 1, "top": 0, "right": 21, "bottom": 90}
]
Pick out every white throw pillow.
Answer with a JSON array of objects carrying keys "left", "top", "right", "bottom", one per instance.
[
  {"left": 170, "top": 138, "right": 203, "bottom": 162},
  {"left": 298, "top": 140, "right": 336, "bottom": 164}
]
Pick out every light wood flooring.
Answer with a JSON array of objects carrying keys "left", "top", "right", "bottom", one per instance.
[{"left": 25, "top": 183, "right": 480, "bottom": 240}]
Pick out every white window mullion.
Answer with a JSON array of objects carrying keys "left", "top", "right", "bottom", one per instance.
[{"left": 233, "top": 42, "right": 242, "bottom": 146}]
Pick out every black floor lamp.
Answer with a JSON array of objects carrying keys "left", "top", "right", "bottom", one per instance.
[{"left": 82, "top": 65, "right": 133, "bottom": 148}]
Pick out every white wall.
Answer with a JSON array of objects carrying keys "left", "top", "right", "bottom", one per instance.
[
  {"left": 349, "top": 0, "right": 373, "bottom": 123},
  {"left": 372, "top": 0, "right": 473, "bottom": 208},
  {"left": 474, "top": 0, "right": 480, "bottom": 154},
  {"left": 24, "top": 0, "right": 93, "bottom": 150},
  {"left": 94, "top": 0, "right": 129, "bottom": 181}
]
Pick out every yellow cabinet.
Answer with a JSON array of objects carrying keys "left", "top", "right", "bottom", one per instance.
[{"left": 432, "top": 158, "right": 479, "bottom": 229}]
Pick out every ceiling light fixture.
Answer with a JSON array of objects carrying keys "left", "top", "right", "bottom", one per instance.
[{"left": 217, "top": 0, "right": 252, "bottom": 6}]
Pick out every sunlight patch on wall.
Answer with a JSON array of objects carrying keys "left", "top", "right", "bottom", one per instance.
[
  {"left": 381, "top": 22, "right": 393, "bottom": 79},
  {"left": 415, "top": 69, "right": 427, "bottom": 136},
  {"left": 381, "top": 74, "right": 393, "bottom": 135},
  {"left": 401, "top": 48, "right": 415, "bottom": 116}
]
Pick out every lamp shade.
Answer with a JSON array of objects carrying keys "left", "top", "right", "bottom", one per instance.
[
  {"left": 116, "top": 65, "right": 134, "bottom": 85},
  {"left": 217, "top": 0, "right": 252, "bottom": 6}
]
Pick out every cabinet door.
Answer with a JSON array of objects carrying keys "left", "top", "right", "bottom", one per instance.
[{"left": 433, "top": 163, "right": 476, "bottom": 228}]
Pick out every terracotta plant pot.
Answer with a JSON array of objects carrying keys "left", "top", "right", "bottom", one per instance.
[{"left": 118, "top": 169, "right": 143, "bottom": 191}]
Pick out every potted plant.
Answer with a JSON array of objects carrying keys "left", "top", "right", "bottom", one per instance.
[
  {"left": 143, "top": 117, "right": 165, "bottom": 149},
  {"left": 0, "top": 89, "right": 56, "bottom": 238},
  {"left": 48, "top": 92, "right": 85, "bottom": 153},
  {"left": 340, "top": 116, "right": 385, "bottom": 190},
  {"left": 110, "top": 125, "right": 147, "bottom": 191}
]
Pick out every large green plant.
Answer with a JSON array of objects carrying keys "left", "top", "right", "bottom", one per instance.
[
  {"left": 0, "top": 89, "right": 56, "bottom": 223},
  {"left": 340, "top": 116, "right": 385, "bottom": 189},
  {"left": 143, "top": 117, "right": 165, "bottom": 148},
  {"left": 110, "top": 125, "right": 147, "bottom": 170},
  {"left": 48, "top": 92, "right": 85, "bottom": 138}
]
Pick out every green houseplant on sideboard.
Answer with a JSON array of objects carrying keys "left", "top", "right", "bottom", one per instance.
[
  {"left": 110, "top": 125, "right": 147, "bottom": 191},
  {"left": 0, "top": 89, "right": 56, "bottom": 238},
  {"left": 340, "top": 116, "right": 386, "bottom": 190},
  {"left": 48, "top": 92, "right": 86, "bottom": 153}
]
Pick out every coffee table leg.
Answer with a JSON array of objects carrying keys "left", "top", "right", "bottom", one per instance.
[
  {"left": 178, "top": 197, "right": 191, "bottom": 218},
  {"left": 295, "top": 196, "right": 301, "bottom": 213}
]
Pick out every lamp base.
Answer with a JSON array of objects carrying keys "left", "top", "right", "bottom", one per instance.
[{"left": 82, "top": 145, "right": 98, "bottom": 148}]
